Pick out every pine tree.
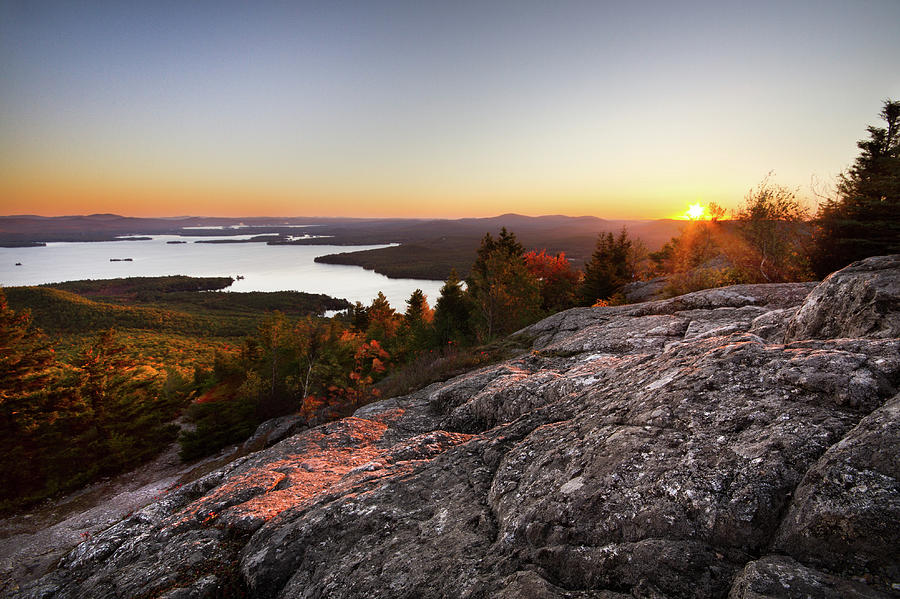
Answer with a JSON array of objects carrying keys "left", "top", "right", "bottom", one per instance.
[
  {"left": 0, "top": 290, "right": 56, "bottom": 419},
  {"left": 466, "top": 229, "right": 541, "bottom": 341},
  {"left": 813, "top": 100, "right": 900, "bottom": 276},
  {"left": 432, "top": 270, "right": 473, "bottom": 345},
  {"left": 365, "top": 292, "right": 399, "bottom": 343},
  {"left": 400, "top": 289, "right": 434, "bottom": 354},
  {"left": 579, "top": 228, "right": 633, "bottom": 305}
]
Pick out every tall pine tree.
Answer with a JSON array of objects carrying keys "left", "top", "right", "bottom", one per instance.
[
  {"left": 432, "top": 270, "right": 473, "bottom": 345},
  {"left": 813, "top": 100, "right": 899, "bottom": 276},
  {"left": 466, "top": 229, "right": 540, "bottom": 341}
]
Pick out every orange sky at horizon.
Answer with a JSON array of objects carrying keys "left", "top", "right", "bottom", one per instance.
[
  {"left": 0, "top": 176, "right": 737, "bottom": 221},
  {"left": 3, "top": 3, "right": 896, "bottom": 224}
]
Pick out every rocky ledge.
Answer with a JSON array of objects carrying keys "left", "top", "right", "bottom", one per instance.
[{"left": 14, "top": 255, "right": 900, "bottom": 598}]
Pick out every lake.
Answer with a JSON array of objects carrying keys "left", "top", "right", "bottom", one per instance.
[{"left": 0, "top": 235, "right": 446, "bottom": 310}]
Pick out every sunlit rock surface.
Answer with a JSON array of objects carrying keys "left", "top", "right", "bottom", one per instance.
[{"left": 15, "top": 256, "right": 900, "bottom": 598}]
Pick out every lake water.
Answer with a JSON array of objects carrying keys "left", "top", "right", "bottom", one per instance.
[{"left": 0, "top": 235, "right": 445, "bottom": 310}]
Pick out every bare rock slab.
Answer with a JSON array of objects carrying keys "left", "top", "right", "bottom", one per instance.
[{"left": 13, "top": 255, "right": 900, "bottom": 599}]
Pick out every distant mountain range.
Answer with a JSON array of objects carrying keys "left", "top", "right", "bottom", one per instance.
[{"left": 0, "top": 213, "right": 684, "bottom": 247}]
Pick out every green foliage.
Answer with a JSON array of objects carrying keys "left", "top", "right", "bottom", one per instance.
[
  {"left": 178, "top": 394, "right": 257, "bottom": 461},
  {"left": 47, "top": 276, "right": 234, "bottom": 298},
  {"left": 579, "top": 228, "right": 634, "bottom": 305},
  {"left": 5, "top": 277, "right": 351, "bottom": 339},
  {"left": 813, "top": 100, "right": 900, "bottom": 276},
  {"left": 0, "top": 290, "right": 55, "bottom": 403},
  {"left": 432, "top": 270, "right": 474, "bottom": 345},
  {"left": 315, "top": 243, "right": 476, "bottom": 280},
  {"left": 4, "top": 286, "right": 219, "bottom": 336},
  {"left": 398, "top": 289, "right": 435, "bottom": 356},
  {"left": 376, "top": 341, "right": 523, "bottom": 400},
  {"left": 467, "top": 229, "right": 541, "bottom": 341},
  {"left": 365, "top": 292, "right": 400, "bottom": 345},
  {"left": 0, "top": 320, "right": 189, "bottom": 513},
  {"left": 178, "top": 308, "right": 399, "bottom": 459}
]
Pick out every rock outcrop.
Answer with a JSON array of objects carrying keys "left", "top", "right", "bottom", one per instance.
[{"left": 13, "top": 256, "right": 900, "bottom": 598}]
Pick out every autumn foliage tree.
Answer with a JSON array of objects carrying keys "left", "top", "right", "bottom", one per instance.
[
  {"left": 524, "top": 250, "right": 579, "bottom": 313},
  {"left": 364, "top": 291, "right": 401, "bottom": 346},
  {"left": 0, "top": 290, "right": 62, "bottom": 502},
  {"left": 731, "top": 177, "right": 812, "bottom": 282},
  {"left": 1, "top": 303, "right": 186, "bottom": 508},
  {"left": 0, "top": 290, "right": 56, "bottom": 429},
  {"left": 73, "top": 329, "right": 180, "bottom": 471}
]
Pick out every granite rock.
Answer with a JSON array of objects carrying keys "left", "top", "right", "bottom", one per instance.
[{"left": 14, "top": 256, "right": 900, "bottom": 599}]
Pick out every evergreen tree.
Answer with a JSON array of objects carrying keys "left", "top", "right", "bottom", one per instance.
[
  {"left": 348, "top": 301, "right": 369, "bottom": 332},
  {"left": 432, "top": 270, "right": 473, "bottom": 345},
  {"left": 400, "top": 289, "right": 434, "bottom": 354},
  {"left": 0, "top": 290, "right": 62, "bottom": 502},
  {"left": 466, "top": 229, "right": 541, "bottom": 341},
  {"left": 813, "top": 100, "right": 900, "bottom": 276},
  {"left": 73, "top": 329, "right": 169, "bottom": 471},
  {"left": 252, "top": 312, "right": 294, "bottom": 417},
  {"left": 365, "top": 292, "right": 399, "bottom": 344},
  {"left": 579, "top": 228, "right": 633, "bottom": 305}
]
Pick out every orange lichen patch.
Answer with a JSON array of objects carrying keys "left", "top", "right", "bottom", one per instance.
[
  {"left": 381, "top": 430, "right": 477, "bottom": 464},
  {"left": 363, "top": 407, "right": 407, "bottom": 426},
  {"left": 167, "top": 419, "right": 480, "bottom": 534},
  {"left": 175, "top": 417, "right": 396, "bottom": 528}
]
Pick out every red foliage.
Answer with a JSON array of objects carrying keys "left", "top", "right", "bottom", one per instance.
[{"left": 523, "top": 250, "right": 580, "bottom": 312}]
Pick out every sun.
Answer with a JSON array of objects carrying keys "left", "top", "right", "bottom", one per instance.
[{"left": 685, "top": 203, "right": 706, "bottom": 220}]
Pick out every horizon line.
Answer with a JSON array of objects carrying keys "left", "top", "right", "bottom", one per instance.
[{"left": 0, "top": 212, "right": 685, "bottom": 222}]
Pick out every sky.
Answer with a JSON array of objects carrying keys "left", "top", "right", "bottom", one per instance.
[{"left": 1, "top": 1, "right": 898, "bottom": 220}]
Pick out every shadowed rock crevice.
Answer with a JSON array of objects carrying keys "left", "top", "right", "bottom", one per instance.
[{"left": 12, "top": 255, "right": 900, "bottom": 599}]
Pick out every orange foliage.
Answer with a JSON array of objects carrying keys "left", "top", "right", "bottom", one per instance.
[{"left": 524, "top": 249, "right": 580, "bottom": 312}]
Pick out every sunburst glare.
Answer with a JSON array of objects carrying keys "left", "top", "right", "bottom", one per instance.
[{"left": 685, "top": 203, "right": 706, "bottom": 220}]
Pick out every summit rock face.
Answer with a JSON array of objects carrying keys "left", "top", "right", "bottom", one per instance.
[{"left": 15, "top": 256, "right": 900, "bottom": 598}]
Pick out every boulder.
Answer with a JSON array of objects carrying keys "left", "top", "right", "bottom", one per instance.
[{"left": 786, "top": 254, "right": 900, "bottom": 341}]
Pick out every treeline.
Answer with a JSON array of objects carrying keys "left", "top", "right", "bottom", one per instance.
[
  {"left": 43, "top": 276, "right": 351, "bottom": 319},
  {"left": 5, "top": 280, "right": 352, "bottom": 338},
  {"left": 47, "top": 275, "right": 235, "bottom": 298},
  {"left": 4, "top": 287, "right": 227, "bottom": 336},
  {"left": 314, "top": 242, "right": 478, "bottom": 280}
]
